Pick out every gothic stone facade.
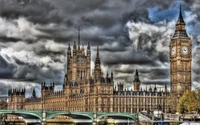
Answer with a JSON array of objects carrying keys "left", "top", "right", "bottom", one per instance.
[
  {"left": 8, "top": 7, "right": 190, "bottom": 113},
  {"left": 170, "top": 6, "right": 192, "bottom": 99},
  {"left": 7, "top": 40, "right": 169, "bottom": 113}
]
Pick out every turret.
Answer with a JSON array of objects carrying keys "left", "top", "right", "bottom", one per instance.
[
  {"left": 86, "top": 42, "right": 91, "bottom": 79},
  {"left": 32, "top": 88, "right": 36, "bottom": 98},
  {"left": 7, "top": 88, "right": 25, "bottom": 110},
  {"left": 149, "top": 85, "right": 152, "bottom": 92},
  {"left": 106, "top": 71, "right": 109, "bottom": 78},
  {"left": 93, "top": 46, "right": 102, "bottom": 80},
  {"left": 8, "top": 89, "right": 12, "bottom": 96},
  {"left": 81, "top": 44, "right": 85, "bottom": 55},
  {"left": 118, "top": 83, "right": 124, "bottom": 91},
  {"left": 111, "top": 71, "right": 113, "bottom": 80},
  {"left": 165, "top": 84, "right": 167, "bottom": 93},
  {"left": 41, "top": 81, "right": 46, "bottom": 90},
  {"left": 73, "top": 41, "right": 77, "bottom": 56},
  {"left": 154, "top": 83, "right": 157, "bottom": 92},
  {"left": 67, "top": 43, "right": 71, "bottom": 57},
  {"left": 133, "top": 69, "right": 140, "bottom": 91},
  {"left": 53, "top": 81, "right": 55, "bottom": 87},
  {"left": 77, "top": 27, "right": 80, "bottom": 50}
]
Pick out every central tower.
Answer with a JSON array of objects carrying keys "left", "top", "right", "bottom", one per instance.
[{"left": 170, "top": 5, "right": 192, "bottom": 98}]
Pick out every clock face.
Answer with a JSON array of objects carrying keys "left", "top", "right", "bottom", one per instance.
[
  {"left": 171, "top": 47, "right": 176, "bottom": 55},
  {"left": 182, "top": 46, "right": 188, "bottom": 55}
]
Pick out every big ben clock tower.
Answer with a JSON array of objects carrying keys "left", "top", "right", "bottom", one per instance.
[{"left": 170, "top": 5, "right": 192, "bottom": 98}]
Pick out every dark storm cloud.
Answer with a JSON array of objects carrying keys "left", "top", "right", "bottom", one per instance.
[
  {"left": 141, "top": 68, "right": 169, "bottom": 80},
  {"left": 0, "top": 0, "right": 62, "bottom": 24},
  {"left": 102, "top": 51, "right": 159, "bottom": 66},
  {"left": 0, "top": 36, "right": 21, "bottom": 42},
  {"left": 0, "top": 0, "right": 199, "bottom": 96},
  {"left": 0, "top": 0, "right": 173, "bottom": 45}
]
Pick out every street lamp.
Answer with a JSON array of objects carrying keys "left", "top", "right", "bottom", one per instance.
[{"left": 157, "top": 104, "right": 162, "bottom": 120}]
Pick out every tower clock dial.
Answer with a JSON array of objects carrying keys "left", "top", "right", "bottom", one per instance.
[
  {"left": 171, "top": 46, "right": 176, "bottom": 55},
  {"left": 182, "top": 46, "right": 188, "bottom": 55}
]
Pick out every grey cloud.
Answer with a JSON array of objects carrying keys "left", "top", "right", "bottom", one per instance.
[{"left": 0, "top": 0, "right": 199, "bottom": 96}]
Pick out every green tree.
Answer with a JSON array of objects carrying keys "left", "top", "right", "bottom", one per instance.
[
  {"left": 167, "top": 93, "right": 178, "bottom": 113},
  {"left": 194, "top": 88, "right": 200, "bottom": 112},
  {"left": 0, "top": 100, "right": 7, "bottom": 109},
  {"left": 178, "top": 90, "right": 198, "bottom": 113}
]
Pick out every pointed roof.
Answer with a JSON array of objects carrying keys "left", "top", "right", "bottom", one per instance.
[
  {"left": 87, "top": 42, "right": 90, "bottom": 50},
  {"left": 77, "top": 27, "right": 80, "bottom": 50},
  {"left": 134, "top": 69, "right": 140, "bottom": 82},
  {"left": 135, "top": 69, "right": 139, "bottom": 76},
  {"left": 73, "top": 41, "right": 76, "bottom": 49},
  {"left": 32, "top": 88, "right": 36, "bottom": 98},
  {"left": 68, "top": 43, "right": 71, "bottom": 50},
  {"left": 176, "top": 4, "right": 185, "bottom": 24},
  {"left": 97, "top": 46, "right": 99, "bottom": 57},
  {"left": 173, "top": 4, "right": 188, "bottom": 38}
]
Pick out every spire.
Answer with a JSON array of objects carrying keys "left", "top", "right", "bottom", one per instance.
[
  {"left": 95, "top": 46, "right": 101, "bottom": 66},
  {"left": 97, "top": 46, "right": 99, "bottom": 57},
  {"left": 87, "top": 42, "right": 90, "bottom": 50},
  {"left": 177, "top": 3, "right": 185, "bottom": 24},
  {"left": 136, "top": 69, "right": 139, "bottom": 76},
  {"left": 68, "top": 43, "right": 71, "bottom": 50},
  {"left": 154, "top": 83, "right": 157, "bottom": 92},
  {"left": 32, "top": 88, "right": 36, "bottom": 98},
  {"left": 93, "top": 46, "right": 102, "bottom": 80},
  {"left": 106, "top": 71, "right": 109, "bottom": 78},
  {"left": 77, "top": 27, "right": 80, "bottom": 50},
  {"left": 173, "top": 4, "right": 188, "bottom": 38},
  {"left": 68, "top": 43, "right": 71, "bottom": 57},
  {"left": 134, "top": 69, "right": 140, "bottom": 82},
  {"left": 149, "top": 85, "right": 152, "bottom": 92},
  {"left": 165, "top": 84, "right": 167, "bottom": 92},
  {"left": 73, "top": 41, "right": 76, "bottom": 49},
  {"left": 43, "top": 81, "right": 46, "bottom": 87},
  {"left": 95, "top": 46, "right": 100, "bottom": 68}
]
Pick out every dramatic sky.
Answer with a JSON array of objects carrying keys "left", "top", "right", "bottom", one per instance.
[{"left": 0, "top": 0, "right": 200, "bottom": 97}]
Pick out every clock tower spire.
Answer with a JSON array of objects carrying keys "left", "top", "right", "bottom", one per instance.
[{"left": 170, "top": 4, "right": 192, "bottom": 99}]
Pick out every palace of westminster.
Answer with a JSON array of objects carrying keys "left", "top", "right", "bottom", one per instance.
[{"left": 7, "top": 6, "right": 192, "bottom": 114}]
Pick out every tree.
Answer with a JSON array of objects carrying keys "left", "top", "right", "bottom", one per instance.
[
  {"left": 194, "top": 88, "right": 200, "bottom": 113},
  {"left": 177, "top": 90, "right": 198, "bottom": 113},
  {"left": 0, "top": 100, "right": 7, "bottom": 109},
  {"left": 167, "top": 93, "right": 178, "bottom": 113}
]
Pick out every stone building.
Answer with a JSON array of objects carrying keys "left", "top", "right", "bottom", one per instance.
[
  {"left": 7, "top": 6, "right": 190, "bottom": 114},
  {"left": 170, "top": 5, "right": 192, "bottom": 99},
  {"left": 7, "top": 36, "right": 169, "bottom": 113}
]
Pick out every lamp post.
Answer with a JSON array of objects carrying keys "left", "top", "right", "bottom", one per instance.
[
  {"left": 42, "top": 92, "right": 46, "bottom": 125},
  {"left": 93, "top": 112, "right": 97, "bottom": 125},
  {"left": 158, "top": 104, "right": 162, "bottom": 121}
]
